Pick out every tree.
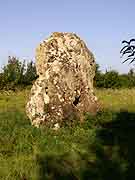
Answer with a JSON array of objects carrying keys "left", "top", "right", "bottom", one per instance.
[
  {"left": 120, "top": 39, "right": 135, "bottom": 64},
  {"left": 3, "top": 56, "right": 25, "bottom": 88},
  {"left": 0, "top": 73, "right": 6, "bottom": 90},
  {"left": 23, "top": 61, "right": 37, "bottom": 85},
  {"left": 128, "top": 68, "right": 135, "bottom": 77},
  {"left": 104, "top": 70, "right": 121, "bottom": 89},
  {"left": 94, "top": 64, "right": 105, "bottom": 88}
]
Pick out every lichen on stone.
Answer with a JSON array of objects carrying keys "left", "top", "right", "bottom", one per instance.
[{"left": 26, "top": 32, "right": 99, "bottom": 128}]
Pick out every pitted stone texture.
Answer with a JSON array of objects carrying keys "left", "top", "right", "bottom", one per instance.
[{"left": 26, "top": 32, "right": 99, "bottom": 128}]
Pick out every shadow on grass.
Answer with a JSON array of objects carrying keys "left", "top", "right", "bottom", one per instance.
[
  {"left": 37, "top": 153, "right": 78, "bottom": 180},
  {"left": 96, "top": 110, "right": 135, "bottom": 180},
  {"left": 37, "top": 110, "right": 135, "bottom": 180}
]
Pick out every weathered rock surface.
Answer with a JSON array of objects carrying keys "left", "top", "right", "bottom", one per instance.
[{"left": 26, "top": 32, "right": 99, "bottom": 128}]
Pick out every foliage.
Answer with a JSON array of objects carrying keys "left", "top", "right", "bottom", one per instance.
[
  {"left": 2, "top": 56, "right": 24, "bottom": 89},
  {"left": 120, "top": 39, "right": 135, "bottom": 64},
  {"left": 23, "top": 61, "right": 38, "bottom": 85},
  {"left": 0, "top": 73, "right": 6, "bottom": 90},
  {"left": 0, "top": 56, "right": 37, "bottom": 90},
  {"left": 0, "top": 57, "right": 135, "bottom": 90},
  {"left": 94, "top": 64, "right": 105, "bottom": 88},
  {"left": 94, "top": 64, "right": 135, "bottom": 89},
  {"left": 103, "top": 70, "right": 121, "bottom": 88}
]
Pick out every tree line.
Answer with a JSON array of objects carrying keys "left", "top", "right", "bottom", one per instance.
[
  {"left": 0, "top": 56, "right": 37, "bottom": 90},
  {"left": 94, "top": 64, "right": 135, "bottom": 88},
  {"left": 0, "top": 56, "right": 135, "bottom": 90},
  {"left": 94, "top": 38, "right": 135, "bottom": 89}
]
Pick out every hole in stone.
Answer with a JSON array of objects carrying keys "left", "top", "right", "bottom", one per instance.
[
  {"left": 73, "top": 95, "right": 80, "bottom": 106},
  {"left": 68, "top": 49, "right": 73, "bottom": 52},
  {"left": 45, "top": 87, "right": 48, "bottom": 94}
]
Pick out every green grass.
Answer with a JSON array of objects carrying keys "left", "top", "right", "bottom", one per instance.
[
  {"left": 0, "top": 88, "right": 135, "bottom": 180},
  {"left": 96, "top": 88, "right": 135, "bottom": 112}
]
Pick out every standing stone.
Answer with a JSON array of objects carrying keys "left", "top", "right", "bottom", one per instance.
[{"left": 26, "top": 32, "right": 99, "bottom": 128}]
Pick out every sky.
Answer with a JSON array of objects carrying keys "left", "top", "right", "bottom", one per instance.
[{"left": 0, "top": 0, "right": 135, "bottom": 73}]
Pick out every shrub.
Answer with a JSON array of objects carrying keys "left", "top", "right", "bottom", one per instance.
[
  {"left": 94, "top": 64, "right": 135, "bottom": 89},
  {"left": 22, "top": 61, "right": 37, "bottom": 85},
  {"left": 103, "top": 70, "right": 121, "bottom": 89},
  {"left": 0, "top": 56, "right": 37, "bottom": 90},
  {"left": 0, "top": 59, "right": 135, "bottom": 90},
  {"left": 94, "top": 64, "right": 105, "bottom": 88}
]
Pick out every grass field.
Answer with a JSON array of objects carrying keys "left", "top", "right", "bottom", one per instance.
[{"left": 0, "top": 88, "right": 135, "bottom": 180}]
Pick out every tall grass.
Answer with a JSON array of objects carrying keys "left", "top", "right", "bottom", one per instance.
[{"left": 0, "top": 88, "right": 135, "bottom": 180}]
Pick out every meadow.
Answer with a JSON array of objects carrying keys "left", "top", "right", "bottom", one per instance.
[{"left": 0, "top": 88, "right": 135, "bottom": 180}]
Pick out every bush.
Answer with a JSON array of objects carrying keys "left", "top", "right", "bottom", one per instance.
[
  {"left": 23, "top": 61, "right": 37, "bottom": 85},
  {"left": 94, "top": 64, "right": 135, "bottom": 89},
  {"left": 94, "top": 64, "right": 105, "bottom": 88},
  {"left": 103, "top": 70, "right": 121, "bottom": 89},
  {"left": 0, "top": 56, "right": 37, "bottom": 90},
  {"left": 0, "top": 58, "right": 135, "bottom": 90}
]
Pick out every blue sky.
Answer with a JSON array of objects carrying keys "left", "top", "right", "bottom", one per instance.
[{"left": 0, "top": 0, "right": 135, "bottom": 73}]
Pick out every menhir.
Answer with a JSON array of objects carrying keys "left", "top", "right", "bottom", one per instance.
[{"left": 26, "top": 32, "right": 99, "bottom": 128}]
